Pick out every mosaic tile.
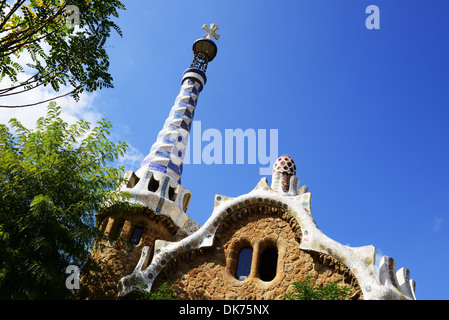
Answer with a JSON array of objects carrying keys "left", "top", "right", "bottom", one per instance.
[{"left": 141, "top": 74, "right": 206, "bottom": 184}]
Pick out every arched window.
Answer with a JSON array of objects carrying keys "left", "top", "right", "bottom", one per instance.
[
  {"left": 148, "top": 175, "right": 159, "bottom": 192},
  {"left": 182, "top": 192, "right": 191, "bottom": 212},
  {"left": 130, "top": 224, "right": 144, "bottom": 245},
  {"left": 168, "top": 186, "right": 177, "bottom": 202},
  {"left": 258, "top": 246, "right": 278, "bottom": 282},
  {"left": 112, "top": 220, "right": 124, "bottom": 240},
  {"left": 236, "top": 247, "right": 253, "bottom": 280}
]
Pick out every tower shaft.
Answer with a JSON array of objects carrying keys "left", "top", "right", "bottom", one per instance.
[
  {"left": 141, "top": 69, "right": 207, "bottom": 184},
  {"left": 82, "top": 25, "right": 220, "bottom": 300}
]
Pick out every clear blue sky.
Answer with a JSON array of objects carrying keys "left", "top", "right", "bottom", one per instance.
[
  {"left": 97, "top": 0, "right": 448, "bottom": 300},
  {"left": 4, "top": 0, "right": 448, "bottom": 300}
]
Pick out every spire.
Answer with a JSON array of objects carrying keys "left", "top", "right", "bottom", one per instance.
[
  {"left": 189, "top": 24, "right": 219, "bottom": 72},
  {"left": 122, "top": 25, "right": 220, "bottom": 237},
  {"left": 140, "top": 24, "right": 220, "bottom": 184}
]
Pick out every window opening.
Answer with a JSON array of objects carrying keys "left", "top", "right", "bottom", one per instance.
[
  {"left": 258, "top": 246, "right": 278, "bottom": 282},
  {"left": 236, "top": 247, "right": 252, "bottom": 280},
  {"left": 182, "top": 192, "right": 191, "bottom": 212},
  {"left": 148, "top": 175, "right": 159, "bottom": 192},
  {"left": 99, "top": 219, "right": 108, "bottom": 233},
  {"left": 130, "top": 224, "right": 144, "bottom": 245},
  {"left": 112, "top": 221, "right": 124, "bottom": 240},
  {"left": 126, "top": 171, "right": 140, "bottom": 188},
  {"left": 168, "top": 186, "right": 177, "bottom": 202}
]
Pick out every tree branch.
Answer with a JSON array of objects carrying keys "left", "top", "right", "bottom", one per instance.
[
  {"left": 0, "top": 87, "right": 80, "bottom": 108},
  {"left": 0, "top": 0, "right": 26, "bottom": 32},
  {"left": 0, "top": 71, "right": 40, "bottom": 94},
  {"left": 0, "top": 64, "right": 70, "bottom": 95},
  {"left": 0, "top": 80, "right": 46, "bottom": 97},
  {"left": 0, "top": 22, "right": 63, "bottom": 58},
  {"left": 0, "top": 4, "right": 66, "bottom": 53}
]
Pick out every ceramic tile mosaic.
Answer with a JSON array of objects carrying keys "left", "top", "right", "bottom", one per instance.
[
  {"left": 141, "top": 69, "right": 206, "bottom": 184},
  {"left": 118, "top": 155, "right": 416, "bottom": 300},
  {"left": 114, "top": 69, "right": 208, "bottom": 237},
  {"left": 114, "top": 27, "right": 415, "bottom": 300}
]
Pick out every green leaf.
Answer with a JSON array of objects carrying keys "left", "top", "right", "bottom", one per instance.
[
  {"left": 0, "top": 1, "right": 126, "bottom": 107},
  {"left": 286, "top": 275, "right": 351, "bottom": 300},
  {"left": 0, "top": 103, "right": 129, "bottom": 299}
]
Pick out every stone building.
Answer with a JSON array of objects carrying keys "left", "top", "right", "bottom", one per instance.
[{"left": 81, "top": 25, "right": 416, "bottom": 300}]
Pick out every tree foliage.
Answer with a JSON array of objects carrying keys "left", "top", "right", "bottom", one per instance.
[
  {"left": 0, "top": 0, "right": 125, "bottom": 108},
  {"left": 0, "top": 102, "right": 128, "bottom": 299},
  {"left": 285, "top": 276, "right": 351, "bottom": 300},
  {"left": 136, "top": 283, "right": 180, "bottom": 301}
]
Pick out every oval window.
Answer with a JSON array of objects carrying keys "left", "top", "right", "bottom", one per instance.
[
  {"left": 236, "top": 247, "right": 253, "bottom": 280},
  {"left": 258, "top": 246, "right": 278, "bottom": 282}
]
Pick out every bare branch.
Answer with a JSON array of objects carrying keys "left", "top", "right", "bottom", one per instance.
[
  {"left": 0, "top": 66, "right": 69, "bottom": 96},
  {"left": 0, "top": 87, "right": 80, "bottom": 108},
  {"left": 0, "top": 71, "right": 40, "bottom": 94},
  {"left": 0, "top": 80, "right": 45, "bottom": 97}
]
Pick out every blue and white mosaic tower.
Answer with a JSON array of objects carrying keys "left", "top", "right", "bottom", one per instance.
[
  {"left": 140, "top": 69, "right": 205, "bottom": 184},
  {"left": 121, "top": 24, "right": 220, "bottom": 238}
]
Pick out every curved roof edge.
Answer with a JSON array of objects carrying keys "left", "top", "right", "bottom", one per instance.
[{"left": 118, "top": 177, "right": 416, "bottom": 300}]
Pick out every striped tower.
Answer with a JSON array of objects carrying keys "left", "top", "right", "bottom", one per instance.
[
  {"left": 121, "top": 24, "right": 220, "bottom": 238},
  {"left": 140, "top": 68, "right": 207, "bottom": 185},
  {"left": 80, "top": 26, "right": 221, "bottom": 299}
]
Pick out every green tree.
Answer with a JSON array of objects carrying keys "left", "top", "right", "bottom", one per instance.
[
  {"left": 0, "top": 102, "right": 128, "bottom": 299},
  {"left": 0, "top": 0, "right": 125, "bottom": 108},
  {"left": 136, "top": 283, "right": 180, "bottom": 301},
  {"left": 285, "top": 276, "right": 351, "bottom": 300}
]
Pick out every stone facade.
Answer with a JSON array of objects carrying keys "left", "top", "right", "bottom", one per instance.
[
  {"left": 82, "top": 27, "right": 416, "bottom": 300},
  {"left": 80, "top": 206, "right": 178, "bottom": 299},
  {"left": 118, "top": 175, "right": 416, "bottom": 300},
  {"left": 153, "top": 205, "right": 362, "bottom": 300}
]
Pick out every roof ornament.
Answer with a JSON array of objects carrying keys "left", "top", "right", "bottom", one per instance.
[
  {"left": 271, "top": 155, "right": 303, "bottom": 195},
  {"left": 190, "top": 24, "right": 220, "bottom": 72},
  {"left": 202, "top": 23, "right": 220, "bottom": 41}
]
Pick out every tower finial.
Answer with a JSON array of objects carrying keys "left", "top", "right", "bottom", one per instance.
[
  {"left": 190, "top": 24, "right": 219, "bottom": 72},
  {"left": 202, "top": 23, "right": 220, "bottom": 41}
]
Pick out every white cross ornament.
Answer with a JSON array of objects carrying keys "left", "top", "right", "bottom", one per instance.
[{"left": 202, "top": 24, "right": 220, "bottom": 41}]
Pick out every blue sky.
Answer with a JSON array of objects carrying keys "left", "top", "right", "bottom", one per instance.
[
  {"left": 2, "top": 0, "right": 448, "bottom": 300},
  {"left": 106, "top": 0, "right": 449, "bottom": 300}
]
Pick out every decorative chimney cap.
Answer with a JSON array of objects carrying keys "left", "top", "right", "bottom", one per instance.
[
  {"left": 192, "top": 38, "right": 217, "bottom": 63},
  {"left": 190, "top": 24, "right": 220, "bottom": 72},
  {"left": 272, "top": 155, "right": 296, "bottom": 175}
]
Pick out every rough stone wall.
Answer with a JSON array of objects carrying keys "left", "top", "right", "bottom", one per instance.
[
  {"left": 154, "top": 204, "right": 363, "bottom": 300},
  {"left": 80, "top": 208, "right": 177, "bottom": 299}
]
